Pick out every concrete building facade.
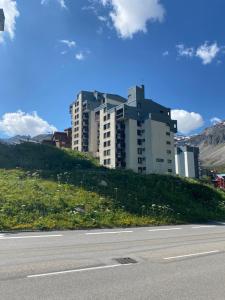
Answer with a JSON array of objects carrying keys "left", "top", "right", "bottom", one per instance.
[
  {"left": 0, "top": 9, "right": 5, "bottom": 31},
  {"left": 175, "top": 145, "right": 200, "bottom": 178},
  {"left": 70, "top": 85, "right": 177, "bottom": 175}
]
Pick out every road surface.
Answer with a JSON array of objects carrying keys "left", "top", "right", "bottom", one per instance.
[{"left": 1, "top": 224, "right": 225, "bottom": 299}]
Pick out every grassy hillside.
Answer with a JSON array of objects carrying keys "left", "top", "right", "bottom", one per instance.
[{"left": 0, "top": 142, "right": 225, "bottom": 231}]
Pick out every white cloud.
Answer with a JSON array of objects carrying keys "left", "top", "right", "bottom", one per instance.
[
  {"left": 176, "top": 42, "right": 221, "bottom": 65},
  {"left": 75, "top": 52, "right": 85, "bottom": 60},
  {"left": 171, "top": 109, "right": 204, "bottom": 134},
  {"left": 210, "top": 117, "right": 222, "bottom": 125},
  {"left": 41, "top": 0, "right": 67, "bottom": 9},
  {"left": 0, "top": 111, "right": 57, "bottom": 137},
  {"left": 99, "top": 0, "right": 165, "bottom": 39},
  {"left": 0, "top": 0, "right": 20, "bottom": 44},
  {"left": 196, "top": 42, "right": 220, "bottom": 65},
  {"left": 98, "top": 15, "right": 107, "bottom": 22},
  {"left": 60, "top": 39, "right": 76, "bottom": 48},
  {"left": 176, "top": 44, "right": 194, "bottom": 57},
  {"left": 162, "top": 50, "right": 169, "bottom": 56}
]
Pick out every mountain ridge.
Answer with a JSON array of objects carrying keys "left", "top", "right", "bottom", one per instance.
[{"left": 176, "top": 121, "right": 225, "bottom": 168}]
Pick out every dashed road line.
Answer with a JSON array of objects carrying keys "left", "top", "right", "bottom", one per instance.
[
  {"left": 192, "top": 225, "right": 217, "bottom": 229},
  {"left": 164, "top": 250, "right": 220, "bottom": 260},
  {"left": 147, "top": 228, "right": 182, "bottom": 232},
  {"left": 27, "top": 263, "right": 132, "bottom": 278},
  {"left": 0, "top": 234, "right": 63, "bottom": 240},
  {"left": 85, "top": 231, "right": 133, "bottom": 235}
]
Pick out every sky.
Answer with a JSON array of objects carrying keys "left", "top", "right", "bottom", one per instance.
[{"left": 0, "top": 0, "right": 225, "bottom": 137}]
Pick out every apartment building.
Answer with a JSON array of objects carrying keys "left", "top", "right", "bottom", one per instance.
[
  {"left": 0, "top": 9, "right": 5, "bottom": 31},
  {"left": 175, "top": 145, "right": 200, "bottom": 178},
  {"left": 70, "top": 85, "right": 177, "bottom": 175}
]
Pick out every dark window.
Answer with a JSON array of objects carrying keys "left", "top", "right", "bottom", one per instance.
[
  {"left": 104, "top": 150, "right": 111, "bottom": 156},
  {"left": 166, "top": 132, "right": 170, "bottom": 136},
  {"left": 138, "top": 157, "right": 143, "bottom": 164},
  {"left": 137, "top": 148, "right": 142, "bottom": 155},
  {"left": 104, "top": 159, "right": 111, "bottom": 165},
  {"left": 138, "top": 167, "right": 143, "bottom": 173},
  {"left": 104, "top": 131, "right": 111, "bottom": 138},
  {"left": 168, "top": 159, "right": 172, "bottom": 164},
  {"left": 137, "top": 130, "right": 142, "bottom": 136},
  {"left": 167, "top": 150, "right": 172, "bottom": 154},
  {"left": 156, "top": 158, "right": 164, "bottom": 163},
  {"left": 168, "top": 169, "right": 173, "bottom": 173},
  {"left": 166, "top": 141, "right": 171, "bottom": 145}
]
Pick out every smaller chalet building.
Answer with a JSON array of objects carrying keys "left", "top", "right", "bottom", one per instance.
[{"left": 214, "top": 174, "right": 225, "bottom": 189}]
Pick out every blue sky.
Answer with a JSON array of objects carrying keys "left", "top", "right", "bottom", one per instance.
[{"left": 0, "top": 0, "right": 225, "bottom": 137}]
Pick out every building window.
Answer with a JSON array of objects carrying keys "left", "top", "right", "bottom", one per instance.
[
  {"left": 104, "top": 149, "right": 111, "bottom": 156},
  {"left": 138, "top": 157, "right": 143, "bottom": 164},
  {"left": 137, "top": 130, "right": 142, "bottom": 136},
  {"left": 166, "top": 141, "right": 171, "bottom": 145},
  {"left": 137, "top": 121, "right": 142, "bottom": 127},
  {"left": 166, "top": 132, "right": 170, "bottom": 136},
  {"left": 104, "top": 159, "right": 111, "bottom": 165},
  {"left": 104, "top": 140, "right": 111, "bottom": 147},
  {"left": 168, "top": 169, "right": 173, "bottom": 173},
  {"left": 104, "top": 131, "right": 111, "bottom": 139},
  {"left": 104, "top": 123, "right": 110, "bottom": 130},
  {"left": 156, "top": 158, "right": 164, "bottom": 163},
  {"left": 137, "top": 148, "right": 142, "bottom": 155},
  {"left": 138, "top": 167, "right": 143, "bottom": 173},
  {"left": 167, "top": 150, "right": 172, "bottom": 154},
  {"left": 168, "top": 159, "right": 172, "bottom": 164}
]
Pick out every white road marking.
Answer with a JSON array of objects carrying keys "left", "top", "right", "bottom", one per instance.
[
  {"left": 85, "top": 231, "right": 133, "bottom": 235},
  {"left": 192, "top": 225, "right": 217, "bottom": 229},
  {"left": 0, "top": 234, "right": 63, "bottom": 240},
  {"left": 27, "top": 263, "right": 132, "bottom": 278},
  {"left": 147, "top": 228, "right": 182, "bottom": 232},
  {"left": 164, "top": 250, "right": 220, "bottom": 260}
]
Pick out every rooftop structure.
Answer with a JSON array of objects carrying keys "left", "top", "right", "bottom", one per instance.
[{"left": 0, "top": 9, "right": 5, "bottom": 31}]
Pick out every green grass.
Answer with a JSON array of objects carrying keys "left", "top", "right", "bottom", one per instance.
[{"left": 0, "top": 142, "right": 225, "bottom": 231}]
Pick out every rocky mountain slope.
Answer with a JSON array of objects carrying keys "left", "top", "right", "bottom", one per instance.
[
  {"left": 0, "top": 134, "right": 52, "bottom": 145},
  {"left": 176, "top": 121, "right": 225, "bottom": 168}
]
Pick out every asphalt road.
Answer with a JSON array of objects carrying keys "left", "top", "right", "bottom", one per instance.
[{"left": 1, "top": 224, "right": 225, "bottom": 299}]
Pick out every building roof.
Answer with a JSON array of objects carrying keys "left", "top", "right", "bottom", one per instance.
[{"left": 217, "top": 174, "right": 225, "bottom": 178}]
